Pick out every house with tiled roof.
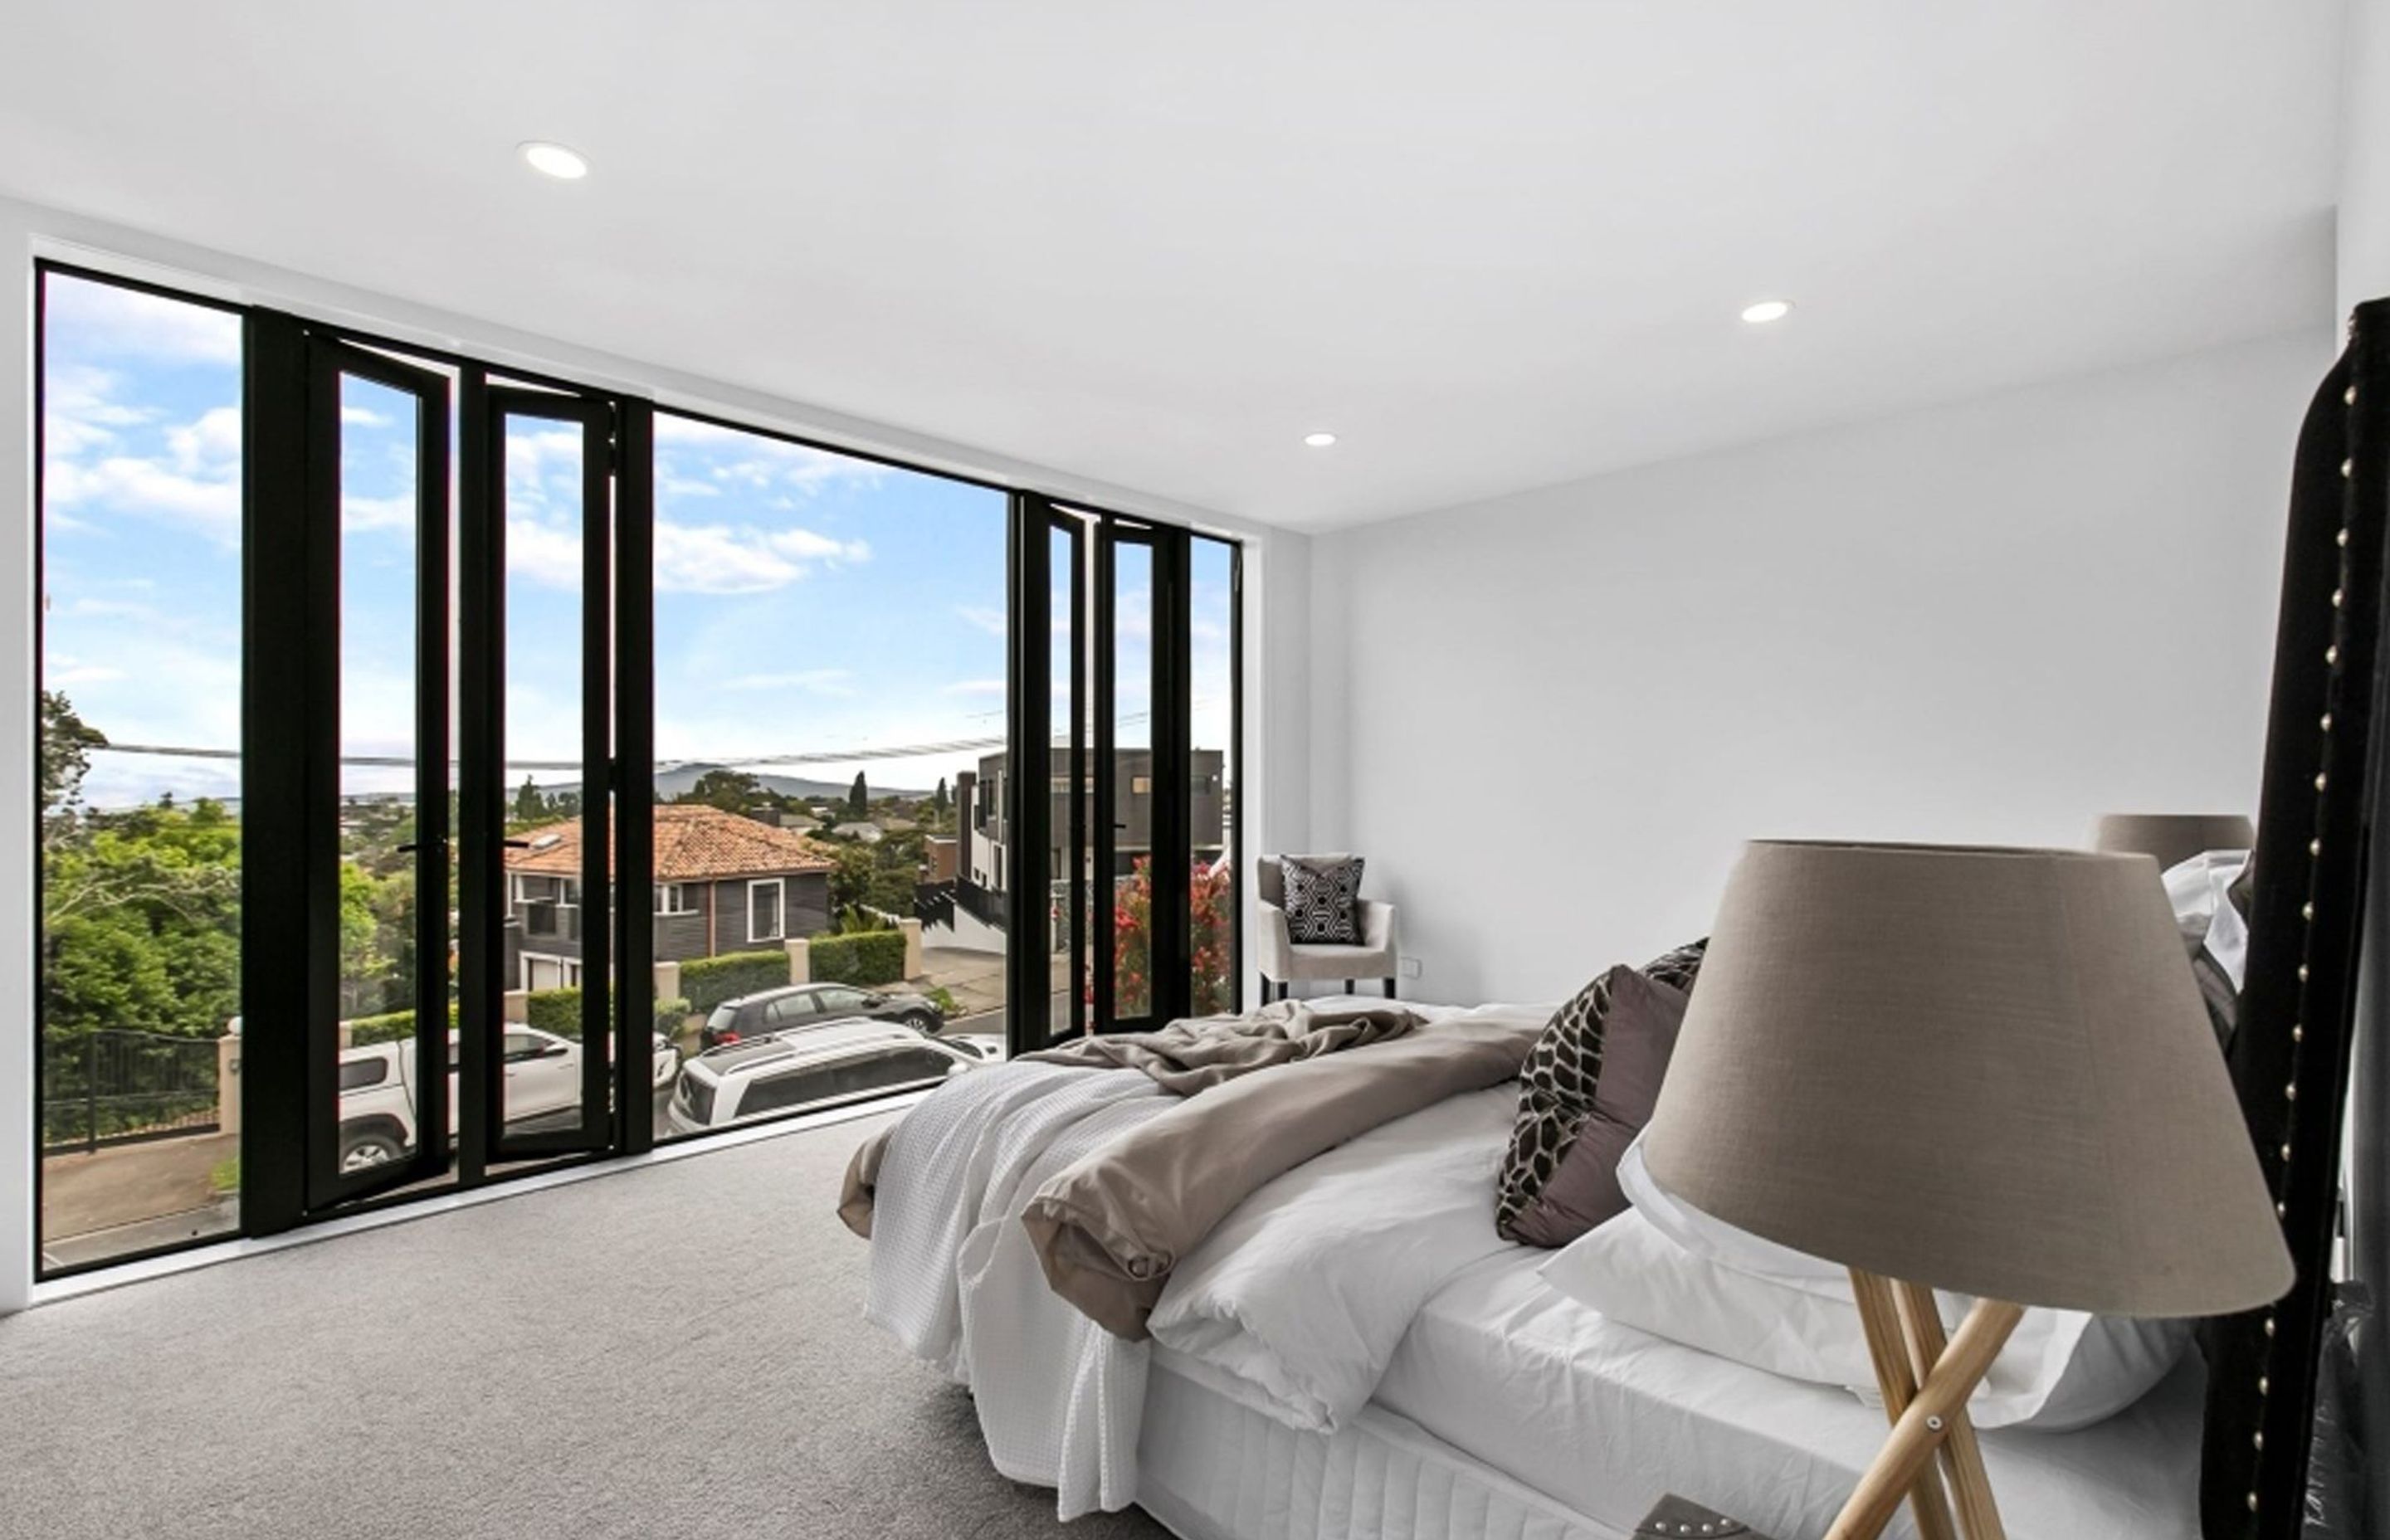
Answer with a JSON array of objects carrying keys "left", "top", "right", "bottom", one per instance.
[{"left": 502, "top": 804, "right": 840, "bottom": 991}]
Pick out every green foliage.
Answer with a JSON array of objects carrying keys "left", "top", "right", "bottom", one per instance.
[
  {"left": 680, "top": 948, "right": 795, "bottom": 1012},
  {"left": 924, "top": 985, "right": 959, "bottom": 1017},
  {"left": 43, "top": 794, "right": 242, "bottom": 1041},
  {"left": 39, "top": 689, "right": 108, "bottom": 841},
  {"left": 524, "top": 987, "right": 582, "bottom": 1038},
  {"left": 680, "top": 768, "right": 768, "bottom": 816},
  {"left": 847, "top": 771, "right": 869, "bottom": 817},
  {"left": 346, "top": 1000, "right": 460, "bottom": 1046},
  {"left": 933, "top": 777, "right": 949, "bottom": 815},
  {"left": 809, "top": 928, "right": 907, "bottom": 987},
  {"left": 654, "top": 996, "right": 694, "bottom": 1035},
  {"left": 828, "top": 842, "right": 878, "bottom": 911},
  {"left": 829, "top": 902, "right": 896, "bottom": 935}
]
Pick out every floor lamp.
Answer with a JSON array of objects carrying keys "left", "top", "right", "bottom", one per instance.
[{"left": 1643, "top": 841, "right": 2293, "bottom": 1540}]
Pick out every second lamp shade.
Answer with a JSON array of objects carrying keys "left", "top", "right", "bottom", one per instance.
[{"left": 1642, "top": 841, "right": 2290, "bottom": 1318}]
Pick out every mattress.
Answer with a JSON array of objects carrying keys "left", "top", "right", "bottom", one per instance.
[
  {"left": 1369, "top": 1251, "right": 2205, "bottom": 1539},
  {"left": 1139, "top": 1355, "right": 1621, "bottom": 1540}
]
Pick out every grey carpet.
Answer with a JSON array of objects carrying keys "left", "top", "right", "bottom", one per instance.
[{"left": 0, "top": 1113, "right": 1172, "bottom": 1540}]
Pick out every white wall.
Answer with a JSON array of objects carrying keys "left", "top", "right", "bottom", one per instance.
[
  {"left": 1310, "top": 329, "right": 2329, "bottom": 1006},
  {"left": 0, "top": 196, "right": 1316, "bottom": 1311},
  {"left": 2341, "top": 0, "right": 2390, "bottom": 317}
]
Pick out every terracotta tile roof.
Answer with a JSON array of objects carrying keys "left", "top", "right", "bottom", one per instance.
[{"left": 503, "top": 804, "right": 838, "bottom": 881}]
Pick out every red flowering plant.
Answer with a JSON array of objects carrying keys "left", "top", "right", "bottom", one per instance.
[{"left": 1110, "top": 855, "right": 1236, "bottom": 1021}]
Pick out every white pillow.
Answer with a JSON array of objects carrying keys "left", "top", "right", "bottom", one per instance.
[
  {"left": 2163, "top": 848, "right": 2251, "bottom": 988},
  {"left": 1576, "top": 1156, "right": 2191, "bottom": 1431}
]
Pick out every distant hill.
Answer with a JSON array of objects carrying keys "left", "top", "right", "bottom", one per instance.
[{"left": 651, "top": 763, "right": 932, "bottom": 802}]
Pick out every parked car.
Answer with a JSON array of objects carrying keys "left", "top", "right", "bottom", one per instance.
[
  {"left": 666, "top": 1019, "right": 979, "bottom": 1135},
  {"left": 338, "top": 1027, "right": 678, "bottom": 1172},
  {"left": 699, "top": 982, "right": 944, "bottom": 1049}
]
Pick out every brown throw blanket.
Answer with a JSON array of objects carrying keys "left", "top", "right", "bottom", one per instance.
[
  {"left": 1019, "top": 1011, "right": 1543, "bottom": 1338},
  {"left": 836, "top": 998, "right": 1422, "bottom": 1238},
  {"left": 1019, "top": 998, "right": 1423, "bottom": 1092}
]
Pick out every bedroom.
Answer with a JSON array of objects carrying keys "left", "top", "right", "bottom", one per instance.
[{"left": 1, "top": 3, "right": 2387, "bottom": 1539}]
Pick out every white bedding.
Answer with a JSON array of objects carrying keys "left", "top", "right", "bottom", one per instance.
[
  {"left": 864, "top": 1001, "right": 1517, "bottom": 1518},
  {"left": 861, "top": 999, "right": 2203, "bottom": 1534},
  {"left": 1374, "top": 1250, "right": 2204, "bottom": 1538}
]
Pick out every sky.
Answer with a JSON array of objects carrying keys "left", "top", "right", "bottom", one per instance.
[{"left": 40, "top": 270, "right": 1236, "bottom": 814}]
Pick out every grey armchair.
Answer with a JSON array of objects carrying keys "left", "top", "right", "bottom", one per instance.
[{"left": 1256, "top": 855, "right": 1399, "bottom": 1001}]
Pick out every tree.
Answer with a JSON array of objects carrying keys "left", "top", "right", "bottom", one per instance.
[
  {"left": 513, "top": 777, "right": 548, "bottom": 826},
  {"left": 39, "top": 690, "right": 108, "bottom": 847},
  {"left": 682, "top": 768, "right": 766, "bottom": 816},
  {"left": 847, "top": 772, "right": 869, "bottom": 817},
  {"left": 828, "top": 842, "right": 878, "bottom": 912},
  {"left": 934, "top": 777, "right": 949, "bottom": 815}
]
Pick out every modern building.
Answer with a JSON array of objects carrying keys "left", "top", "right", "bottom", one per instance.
[
  {"left": 502, "top": 804, "right": 836, "bottom": 990},
  {"left": 955, "top": 748, "right": 1226, "bottom": 903}
]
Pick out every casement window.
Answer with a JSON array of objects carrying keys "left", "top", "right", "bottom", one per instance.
[
  {"left": 749, "top": 878, "right": 786, "bottom": 942},
  {"left": 656, "top": 882, "right": 691, "bottom": 915}
]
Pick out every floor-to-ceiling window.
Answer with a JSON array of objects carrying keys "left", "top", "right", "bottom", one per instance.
[
  {"left": 644, "top": 410, "right": 1011, "bottom": 1138},
  {"left": 29, "top": 259, "right": 1238, "bottom": 1277},
  {"left": 35, "top": 270, "right": 246, "bottom": 1271}
]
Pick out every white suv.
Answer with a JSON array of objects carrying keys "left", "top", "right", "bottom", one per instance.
[
  {"left": 666, "top": 1019, "right": 979, "bottom": 1135},
  {"left": 338, "top": 1026, "right": 680, "bottom": 1172}
]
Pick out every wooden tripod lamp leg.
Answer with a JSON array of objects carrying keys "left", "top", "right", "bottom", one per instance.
[
  {"left": 1893, "top": 1281, "right": 2006, "bottom": 1540},
  {"left": 1829, "top": 1285, "right": 2027, "bottom": 1540},
  {"left": 1848, "top": 1270, "right": 1957, "bottom": 1540}
]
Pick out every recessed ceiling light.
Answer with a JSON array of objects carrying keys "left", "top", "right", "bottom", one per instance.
[
  {"left": 520, "top": 141, "right": 589, "bottom": 180},
  {"left": 1303, "top": 431, "right": 1338, "bottom": 448},
  {"left": 1740, "top": 299, "right": 1794, "bottom": 324}
]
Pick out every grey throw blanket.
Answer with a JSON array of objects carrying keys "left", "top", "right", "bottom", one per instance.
[{"left": 1018, "top": 998, "right": 1423, "bottom": 1093}]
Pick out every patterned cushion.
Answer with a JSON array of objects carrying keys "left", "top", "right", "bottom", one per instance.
[
  {"left": 1495, "top": 939, "right": 1706, "bottom": 1247},
  {"left": 1282, "top": 855, "right": 1365, "bottom": 943}
]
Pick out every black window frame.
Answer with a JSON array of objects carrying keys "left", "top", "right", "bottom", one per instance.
[{"left": 28, "top": 256, "right": 1245, "bottom": 1279}]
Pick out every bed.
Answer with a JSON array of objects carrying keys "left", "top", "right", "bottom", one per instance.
[{"left": 848, "top": 999, "right": 2205, "bottom": 1539}]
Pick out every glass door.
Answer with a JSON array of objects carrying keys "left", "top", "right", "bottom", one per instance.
[
  {"left": 304, "top": 339, "right": 453, "bottom": 1211},
  {"left": 460, "top": 382, "right": 617, "bottom": 1172},
  {"left": 1028, "top": 504, "right": 1208, "bottom": 1045}
]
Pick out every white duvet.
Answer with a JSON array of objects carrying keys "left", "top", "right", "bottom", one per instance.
[{"left": 861, "top": 1006, "right": 1529, "bottom": 1519}]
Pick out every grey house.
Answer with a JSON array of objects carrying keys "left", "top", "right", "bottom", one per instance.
[{"left": 502, "top": 804, "right": 837, "bottom": 991}]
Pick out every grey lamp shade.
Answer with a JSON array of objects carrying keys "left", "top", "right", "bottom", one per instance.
[
  {"left": 1642, "top": 841, "right": 2292, "bottom": 1317},
  {"left": 2091, "top": 812, "right": 2256, "bottom": 871}
]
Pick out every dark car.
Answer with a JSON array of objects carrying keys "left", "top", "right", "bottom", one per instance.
[{"left": 700, "top": 982, "right": 945, "bottom": 1049}]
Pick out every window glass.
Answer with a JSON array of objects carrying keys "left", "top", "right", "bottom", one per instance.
[{"left": 37, "top": 270, "right": 245, "bottom": 1272}]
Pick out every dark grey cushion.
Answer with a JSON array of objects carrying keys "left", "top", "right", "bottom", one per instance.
[{"left": 1282, "top": 855, "right": 1364, "bottom": 943}]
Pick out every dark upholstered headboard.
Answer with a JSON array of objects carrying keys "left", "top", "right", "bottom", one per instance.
[{"left": 2199, "top": 300, "right": 2388, "bottom": 1536}]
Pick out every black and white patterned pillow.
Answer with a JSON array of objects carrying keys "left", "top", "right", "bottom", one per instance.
[
  {"left": 1494, "top": 938, "right": 1706, "bottom": 1244},
  {"left": 1282, "top": 855, "right": 1365, "bottom": 943}
]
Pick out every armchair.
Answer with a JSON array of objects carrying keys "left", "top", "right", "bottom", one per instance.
[{"left": 1256, "top": 855, "right": 1399, "bottom": 1001}]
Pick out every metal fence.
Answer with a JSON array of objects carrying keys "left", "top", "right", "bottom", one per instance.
[{"left": 41, "top": 1028, "right": 221, "bottom": 1153}]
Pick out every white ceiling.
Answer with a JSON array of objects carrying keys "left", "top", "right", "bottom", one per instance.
[{"left": 0, "top": 2, "right": 2346, "bottom": 532}]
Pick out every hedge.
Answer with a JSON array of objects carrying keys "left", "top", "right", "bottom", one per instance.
[
  {"left": 809, "top": 928, "right": 907, "bottom": 987},
  {"left": 522, "top": 989, "right": 695, "bottom": 1040},
  {"left": 347, "top": 1001, "right": 459, "bottom": 1046},
  {"left": 680, "top": 949, "right": 794, "bottom": 1012}
]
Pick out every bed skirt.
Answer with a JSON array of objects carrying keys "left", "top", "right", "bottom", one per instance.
[{"left": 1134, "top": 1362, "right": 1626, "bottom": 1540}]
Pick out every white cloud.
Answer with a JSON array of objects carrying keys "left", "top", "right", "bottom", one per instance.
[
  {"left": 44, "top": 452, "right": 240, "bottom": 544},
  {"left": 168, "top": 406, "right": 241, "bottom": 475},
  {"left": 341, "top": 404, "right": 392, "bottom": 427},
  {"left": 956, "top": 604, "right": 1008, "bottom": 638},
  {"left": 651, "top": 519, "right": 869, "bottom": 594},
  {"left": 45, "top": 275, "right": 241, "bottom": 367},
  {"left": 942, "top": 679, "right": 1007, "bottom": 696},
  {"left": 344, "top": 494, "right": 415, "bottom": 533},
  {"left": 506, "top": 517, "right": 586, "bottom": 588},
  {"left": 724, "top": 669, "right": 860, "bottom": 695}
]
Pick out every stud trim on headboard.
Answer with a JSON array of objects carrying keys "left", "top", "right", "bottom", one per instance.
[{"left": 2198, "top": 300, "right": 2389, "bottom": 1537}]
